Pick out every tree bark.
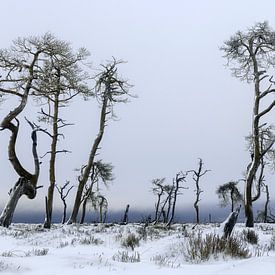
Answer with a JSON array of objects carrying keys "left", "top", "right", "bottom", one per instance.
[
  {"left": 122, "top": 204, "right": 130, "bottom": 224},
  {"left": 44, "top": 89, "right": 60, "bottom": 229},
  {"left": 0, "top": 178, "right": 36, "bottom": 227},
  {"left": 0, "top": 51, "right": 41, "bottom": 228},
  {"left": 244, "top": 50, "right": 261, "bottom": 228},
  {"left": 67, "top": 95, "right": 108, "bottom": 224}
]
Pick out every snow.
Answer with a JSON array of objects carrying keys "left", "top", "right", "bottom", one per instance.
[{"left": 0, "top": 223, "right": 274, "bottom": 274}]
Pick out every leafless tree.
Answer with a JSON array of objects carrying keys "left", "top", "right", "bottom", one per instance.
[
  {"left": 0, "top": 34, "right": 63, "bottom": 227},
  {"left": 55, "top": 181, "right": 74, "bottom": 224},
  {"left": 67, "top": 59, "right": 133, "bottom": 224},
  {"left": 221, "top": 22, "right": 275, "bottom": 227},
  {"left": 187, "top": 158, "right": 210, "bottom": 224},
  {"left": 166, "top": 172, "right": 187, "bottom": 226},
  {"left": 122, "top": 204, "right": 130, "bottom": 224},
  {"left": 151, "top": 178, "right": 166, "bottom": 223},
  {"left": 216, "top": 181, "right": 243, "bottom": 212}
]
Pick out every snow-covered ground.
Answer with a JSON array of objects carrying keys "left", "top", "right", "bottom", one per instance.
[{"left": 0, "top": 223, "right": 274, "bottom": 275}]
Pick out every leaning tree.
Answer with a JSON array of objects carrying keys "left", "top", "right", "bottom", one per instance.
[
  {"left": 221, "top": 22, "right": 275, "bottom": 227},
  {"left": 0, "top": 34, "right": 67, "bottom": 227},
  {"left": 67, "top": 59, "right": 133, "bottom": 224}
]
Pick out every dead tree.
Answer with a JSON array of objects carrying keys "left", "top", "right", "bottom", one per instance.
[
  {"left": 151, "top": 178, "right": 166, "bottom": 224},
  {"left": 216, "top": 181, "right": 243, "bottom": 212},
  {"left": 166, "top": 172, "right": 187, "bottom": 227},
  {"left": 122, "top": 204, "right": 130, "bottom": 224},
  {"left": 67, "top": 59, "right": 133, "bottom": 224},
  {"left": 55, "top": 181, "right": 74, "bottom": 224},
  {"left": 187, "top": 158, "right": 210, "bottom": 224},
  {"left": 158, "top": 184, "right": 174, "bottom": 223}
]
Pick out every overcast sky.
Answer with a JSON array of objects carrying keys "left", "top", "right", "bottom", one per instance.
[{"left": 1, "top": 0, "right": 275, "bottom": 220}]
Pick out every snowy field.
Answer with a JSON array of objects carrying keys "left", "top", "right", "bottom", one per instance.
[{"left": 0, "top": 223, "right": 275, "bottom": 275}]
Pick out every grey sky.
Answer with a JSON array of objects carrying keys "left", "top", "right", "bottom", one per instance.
[{"left": 1, "top": 0, "right": 275, "bottom": 218}]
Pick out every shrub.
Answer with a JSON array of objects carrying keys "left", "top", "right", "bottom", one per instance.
[
  {"left": 184, "top": 232, "right": 251, "bottom": 263},
  {"left": 151, "top": 254, "right": 180, "bottom": 268},
  {"left": 121, "top": 233, "right": 140, "bottom": 250},
  {"left": 32, "top": 248, "right": 49, "bottom": 256},
  {"left": 112, "top": 251, "right": 140, "bottom": 263},
  {"left": 242, "top": 229, "right": 258, "bottom": 245}
]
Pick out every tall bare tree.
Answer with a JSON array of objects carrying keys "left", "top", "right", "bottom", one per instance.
[
  {"left": 31, "top": 37, "right": 92, "bottom": 228},
  {"left": 221, "top": 22, "right": 275, "bottom": 227},
  {"left": 187, "top": 158, "right": 210, "bottom": 224},
  {"left": 67, "top": 59, "right": 133, "bottom": 224},
  {"left": 0, "top": 34, "right": 63, "bottom": 227}
]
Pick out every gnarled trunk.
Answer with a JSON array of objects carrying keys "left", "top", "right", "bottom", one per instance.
[{"left": 0, "top": 178, "right": 36, "bottom": 227}]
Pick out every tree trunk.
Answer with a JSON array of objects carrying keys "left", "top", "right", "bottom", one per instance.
[
  {"left": 244, "top": 52, "right": 261, "bottom": 228},
  {"left": 62, "top": 202, "right": 67, "bottom": 224},
  {"left": 0, "top": 178, "right": 36, "bottom": 227},
  {"left": 67, "top": 96, "right": 108, "bottom": 224},
  {"left": 167, "top": 174, "right": 184, "bottom": 227},
  {"left": 263, "top": 185, "right": 269, "bottom": 223},
  {"left": 44, "top": 83, "right": 60, "bottom": 229},
  {"left": 123, "top": 204, "right": 130, "bottom": 224},
  {"left": 80, "top": 198, "right": 88, "bottom": 224},
  {"left": 230, "top": 189, "right": 234, "bottom": 212},
  {"left": 194, "top": 203, "right": 199, "bottom": 224}
]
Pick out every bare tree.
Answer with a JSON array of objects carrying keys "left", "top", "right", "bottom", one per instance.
[
  {"left": 221, "top": 22, "right": 275, "bottom": 227},
  {"left": 67, "top": 59, "right": 133, "bottom": 224},
  {"left": 166, "top": 172, "right": 186, "bottom": 226},
  {"left": 151, "top": 178, "right": 166, "bottom": 223},
  {"left": 55, "top": 181, "right": 74, "bottom": 224},
  {"left": 122, "top": 204, "right": 130, "bottom": 224},
  {"left": 0, "top": 34, "right": 62, "bottom": 227},
  {"left": 216, "top": 181, "right": 243, "bottom": 212},
  {"left": 187, "top": 158, "right": 210, "bottom": 224}
]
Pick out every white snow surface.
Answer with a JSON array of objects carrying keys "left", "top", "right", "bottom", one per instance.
[{"left": 0, "top": 223, "right": 274, "bottom": 275}]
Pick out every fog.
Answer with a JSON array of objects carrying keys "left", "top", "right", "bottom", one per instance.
[{"left": 1, "top": 0, "right": 275, "bottom": 219}]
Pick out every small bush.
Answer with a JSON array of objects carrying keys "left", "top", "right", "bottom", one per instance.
[
  {"left": 151, "top": 254, "right": 180, "bottom": 268},
  {"left": 32, "top": 248, "right": 49, "bottom": 256},
  {"left": 121, "top": 233, "right": 140, "bottom": 250},
  {"left": 184, "top": 232, "right": 251, "bottom": 263},
  {"left": 242, "top": 229, "right": 258, "bottom": 245},
  {"left": 71, "top": 236, "right": 103, "bottom": 246},
  {"left": 112, "top": 251, "right": 140, "bottom": 263}
]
